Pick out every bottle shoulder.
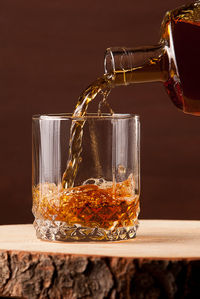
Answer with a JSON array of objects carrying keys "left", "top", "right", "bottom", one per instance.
[{"left": 160, "top": 1, "right": 200, "bottom": 42}]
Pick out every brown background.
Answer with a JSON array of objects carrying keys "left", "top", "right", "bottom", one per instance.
[{"left": 0, "top": 0, "right": 199, "bottom": 225}]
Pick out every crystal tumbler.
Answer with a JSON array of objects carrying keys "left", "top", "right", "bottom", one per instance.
[{"left": 32, "top": 113, "right": 140, "bottom": 241}]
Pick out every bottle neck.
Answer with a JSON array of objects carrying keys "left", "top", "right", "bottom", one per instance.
[{"left": 104, "top": 44, "right": 169, "bottom": 86}]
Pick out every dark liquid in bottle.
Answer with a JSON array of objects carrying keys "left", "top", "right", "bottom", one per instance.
[{"left": 165, "top": 19, "right": 200, "bottom": 115}]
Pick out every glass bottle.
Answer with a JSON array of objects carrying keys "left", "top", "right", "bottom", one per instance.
[{"left": 104, "top": 1, "right": 200, "bottom": 115}]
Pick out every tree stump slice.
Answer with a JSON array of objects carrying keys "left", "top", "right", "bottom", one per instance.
[{"left": 0, "top": 220, "right": 200, "bottom": 299}]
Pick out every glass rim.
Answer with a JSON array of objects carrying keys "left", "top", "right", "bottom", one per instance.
[{"left": 32, "top": 113, "right": 140, "bottom": 121}]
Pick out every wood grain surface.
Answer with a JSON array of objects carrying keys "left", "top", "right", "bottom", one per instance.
[
  {"left": 1, "top": 220, "right": 200, "bottom": 298},
  {"left": 1, "top": 220, "right": 200, "bottom": 259}
]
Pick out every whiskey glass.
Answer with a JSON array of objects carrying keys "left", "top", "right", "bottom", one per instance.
[{"left": 32, "top": 113, "right": 140, "bottom": 241}]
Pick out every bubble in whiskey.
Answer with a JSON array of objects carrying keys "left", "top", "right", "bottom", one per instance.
[
  {"left": 117, "top": 164, "right": 126, "bottom": 175},
  {"left": 83, "top": 177, "right": 109, "bottom": 187}
]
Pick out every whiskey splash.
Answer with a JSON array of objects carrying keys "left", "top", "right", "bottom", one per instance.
[
  {"left": 62, "top": 74, "right": 114, "bottom": 189},
  {"left": 33, "top": 175, "right": 139, "bottom": 230}
]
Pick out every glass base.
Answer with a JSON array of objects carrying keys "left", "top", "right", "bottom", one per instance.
[{"left": 33, "top": 219, "right": 139, "bottom": 242}]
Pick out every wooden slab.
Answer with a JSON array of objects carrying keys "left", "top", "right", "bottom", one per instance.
[
  {"left": 1, "top": 220, "right": 200, "bottom": 298},
  {"left": 0, "top": 220, "right": 200, "bottom": 259}
]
